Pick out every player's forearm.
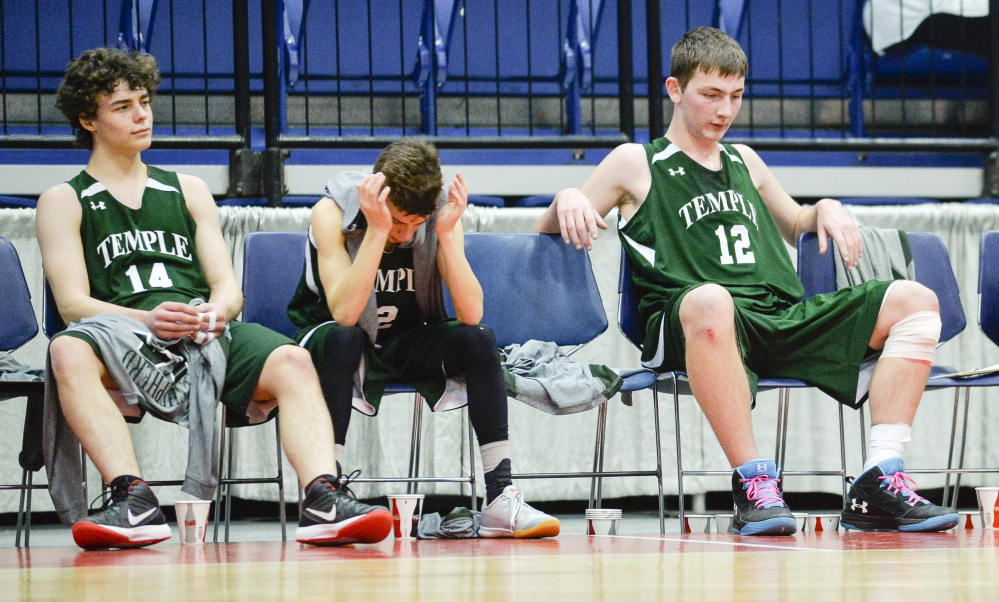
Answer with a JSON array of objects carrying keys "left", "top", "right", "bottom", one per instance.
[
  {"left": 325, "top": 231, "right": 387, "bottom": 326},
  {"left": 437, "top": 233, "right": 483, "bottom": 324}
]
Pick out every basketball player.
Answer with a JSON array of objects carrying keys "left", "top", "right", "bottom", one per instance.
[
  {"left": 37, "top": 47, "right": 392, "bottom": 550},
  {"left": 535, "top": 27, "right": 958, "bottom": 535},
  {"left": 287, "top": 138, "right": 560, "bottom": 538}
]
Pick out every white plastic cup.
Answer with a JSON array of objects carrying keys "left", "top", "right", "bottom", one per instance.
[
  {"left": 684, "top": 515, "right": 710, "bottom": 534},
  {"left": 975, "top": 487, "right": 999, "bottom": 529},
  {"left": 175, "top": 500, "right": 212, "bottom": 545},
  {"left": 388, "top": 494, "right": 424, "bottom": 539},
  {"left": 585, "top": 508, "right": 622, "bottom": 535},
  {"left": 713, "top": 514, "right": 733, "bottom": 533},
  {"left": 806, "top": 514, "right": 840, "bottom": 532},
  {"left": 959, "top": 510, "right": 982, "bottom": 529}
]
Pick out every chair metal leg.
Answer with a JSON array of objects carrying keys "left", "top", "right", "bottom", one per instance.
[
  {"left": 947, "top": 387, "right": 972, "bottom": 509},
  {"left": 672, "top": 373, "right": 686, "bottom": 533},
  {"left": 651, "top": 385, "right": 665, "bottom": 535},
  {"left": 838, "top": 404, "right": 848, "bottom": 508},
  {"left": 274, "top": 415, "right": 286, "bottom": 541},
  {"left": 213, "top": 413, "right": 229, "bottom": 543},
  {"left": 464, "top": 410, "right": 477, "bottom": 511},
  {"left": 774, "top": 389, "right": 787, "bottom": 468},
  {"left": 407, "top": 394, "right": 424, "bottom": 495},
  {"left": 942, "top": 386, "right": 962, "bottom": 506},
  {"left": 589, "top": 402, "right": 609, "bottom": 510},
  {"left": 15, "top": 469, "right": 31, "bottom": 548},
  {"left": 224, "top": 423, "right": 236, "bottom": 542},
  {"left": 858, "top": 409, "right": 867, "bottom": 467}
]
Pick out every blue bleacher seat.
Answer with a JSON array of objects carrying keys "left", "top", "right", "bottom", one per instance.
[
  {"left": 0, "top": 196, "right": 37, "bottom": 209},
  {"left": 515, "top": 194, "right": 555, "bottom": 208},
  {"left": 467, "top": 195, "right": 505, "bottom": 208}
]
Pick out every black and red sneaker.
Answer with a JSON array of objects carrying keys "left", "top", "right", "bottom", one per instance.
[
  {"left": 295, "top": 471, "right": 392, "bottom": 546},
  {"left": 72, "top": 475, "right": 171, "bottom": 550}
]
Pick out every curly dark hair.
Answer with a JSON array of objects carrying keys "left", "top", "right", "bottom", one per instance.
[
  {"left": 373, "top": 138, "right": 443, "bottom": 217},
  {"left": 55, "top": 48, "right": 161, "bottom": 150}
]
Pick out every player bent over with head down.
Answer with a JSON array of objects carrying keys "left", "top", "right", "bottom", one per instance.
[
  {"left": 286, "top": 138, "right": 559, "bottom": 538},
  {"left": 38, "top": 47, "right": 392, "bottom": 550},
  {"left": 535, "top": 27, "right": 958, "bottom": 535}
]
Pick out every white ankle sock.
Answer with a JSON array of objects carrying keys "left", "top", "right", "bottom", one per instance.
[
  {"left": 864, "top": 423, "right": 911, "bottom": 473},
  {"left": 480, "top": 440, "right": 511, "bottom": 474},
  {"left": 334, "top": 444, "right": 346, "bottom": 472}
]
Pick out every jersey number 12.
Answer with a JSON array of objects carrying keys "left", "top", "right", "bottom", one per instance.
[{"left": 715, "top": 225, "right": 756, "bottom": 265}]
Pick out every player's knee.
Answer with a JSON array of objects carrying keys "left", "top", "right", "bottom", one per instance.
[
  {"left": 323, "top": 326, "right": 367, "bottom": 365},
  {"left": 450, "top": 323, "right": 498, "bottom": 361},
  {"left": 888, "top": 281, "right": 939, "bottom": 315},
  {"left": 679, "top": 284, "right": 735, "bottom": 332},
  {"left": 48, "top": 336, "right": 101, "bottom": 383},
  {"left": 267, "top": 344, "right": 320, "bottom": 381}
]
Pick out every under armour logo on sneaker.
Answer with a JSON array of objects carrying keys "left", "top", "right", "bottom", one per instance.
[
  {"left": 851, "top": 498, "right": 868, "bottom": 513},
  {"left": 90, "top": 201, "right": 106, "bottom": 210},
  {"left": 756, "top": 463, "right": 768, "bottom": 474},
  {"left": 127, "top": 507, "right": 157, "bottom": 526},
  {"left": 668, "top": 167, "right": 685, "bottom": 177},
  {"left": 306, "top": 506, "right": 338, "bottom": 522}
]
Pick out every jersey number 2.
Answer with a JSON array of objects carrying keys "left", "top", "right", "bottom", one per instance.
[
  {"left": 715, "top": 225, "right": 756, "bottom": 265},
  {"left": 125, "top": 263, "right": 174, "bottom": 293}
]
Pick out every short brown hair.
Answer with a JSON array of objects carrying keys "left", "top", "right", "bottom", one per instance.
[
  {"left": 670, "top": 27, "right": 748, "bottom": 91},
  {"left": 373, "top": 138, "right": 443, "bottom": 217},
  {"left": 55, "top": 48, "right": 161, "bottom": 150}
]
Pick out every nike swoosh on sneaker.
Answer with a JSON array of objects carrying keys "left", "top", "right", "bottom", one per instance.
[
  {"left": 306, "top": 506, "right": 338, "bottom": 522},
  {"left": 128, "top": 507, "right": 157, "bottom": 526}
]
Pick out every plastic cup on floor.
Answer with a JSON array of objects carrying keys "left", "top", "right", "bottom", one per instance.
[{"left": 388, "top": 494, "right": 424, "bottom": 539}]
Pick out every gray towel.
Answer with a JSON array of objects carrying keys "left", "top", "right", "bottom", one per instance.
[
  {"left": 417, "top": 507, "right": 481, "bottom": 539},
  {"left": 832, "top": 226, "right": 914, "bottom": 289},
  {"left": 500, "top": 340, "right": 623, "bottom": 416}
]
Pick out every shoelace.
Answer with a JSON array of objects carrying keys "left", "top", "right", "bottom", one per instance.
[
  {"left": 502, "top": 488, "right": 525, "bottom": 528},
  {"left": 739, "top": 475, "right": 785, "bottom": 509},
  {"left": 85, "top": 479, "right": 133, "bottom": 512},
  {"left": 879, "top": 472, "right": 928, "bottom": 505},
  {"left": 334, "top": 469, "right": 364, "bottom": 500}
]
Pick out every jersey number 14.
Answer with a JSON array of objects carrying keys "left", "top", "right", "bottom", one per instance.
[{"left": 124, "top": 262, "right": 174, "bottom": 292}]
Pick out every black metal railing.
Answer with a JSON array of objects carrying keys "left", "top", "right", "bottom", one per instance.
[{"left": 0, "top": 0, "right": 996, "bottom": 204}]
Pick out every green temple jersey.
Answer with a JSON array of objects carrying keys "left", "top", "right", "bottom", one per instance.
[
  {"left": 67, "top": 166, "right": 211, "bottom": 311},
  {"left": 619, "top": 138, "right": 805, "bottom": 323}
]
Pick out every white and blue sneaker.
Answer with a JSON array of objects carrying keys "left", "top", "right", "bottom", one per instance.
[
  {"left": 840, "top": 458, "right": 959, "bottom": 532},
  {"left": 730, "top": 459, "right": 797, "bottom": 536}
]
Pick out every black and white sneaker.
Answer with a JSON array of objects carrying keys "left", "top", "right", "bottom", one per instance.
[
  {"left": 841, "top": 458, "right": 959, "bottom": 532},
  {"left": 730, "top": 459, "right": 798, "bottom": 536},
  {"left": 72, "top": 475, "right": 172, "bottom": 550},
  {"left": 295, "top": 471, "right": 392, "bottom": 546}
]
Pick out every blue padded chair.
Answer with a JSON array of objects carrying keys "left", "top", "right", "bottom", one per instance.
[
  {"left": 461, "top": 233, "right": 664, "bottom": 533},
  {"left": 0, "top": 237, "right": 46, "bottom": 547},
  {"left": 798, "top": 230, "right": 998, "bottom": 507},
  {"left": 617, "top": 250, "right": 831, "bottom": 532},
  {"left": 240, "top": 231, "right": 478, "bottom": 511},
  {"left": 0, "top": 195, "right": 37, "bottom": 208}
]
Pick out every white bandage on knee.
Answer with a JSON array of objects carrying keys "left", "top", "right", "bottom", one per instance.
[{"left": 880, "top": 311, "right": 940, "bottom": 364}]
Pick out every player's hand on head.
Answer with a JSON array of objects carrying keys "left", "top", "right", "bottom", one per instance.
[
  {"left": 356, "top": 172, "right": 393, "bottom": 234},
  {"left": 145, "top": 301, "right": 201, "bottom": 340},
  {"left": 815, "top": 198, "right": 862, "bottom": 269},
  {"left": 436, "top": 171, "right": 468, "bottom": 237},
  {"left": 554, "top": 188, "right": 607, "bottom": 251}
]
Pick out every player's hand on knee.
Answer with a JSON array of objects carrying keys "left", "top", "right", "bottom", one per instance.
[
  {"left": 554, "top": 188, "right": 607, "bottom": 251},
  {"left": 145, "top": 302, "right": 201, "bottom": 340}
]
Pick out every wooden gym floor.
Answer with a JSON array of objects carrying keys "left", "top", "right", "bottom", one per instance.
[{"left": 4, "top": 520, "right": 999, "bottom": 600}]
